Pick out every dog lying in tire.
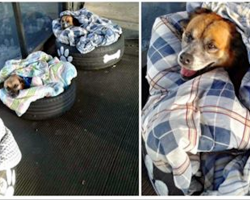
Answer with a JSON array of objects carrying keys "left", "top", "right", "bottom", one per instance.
[
  {"left": 21, "top": 80, "right": 76, "bottom": 120},
  {"left": 56, "top": 34, "right": 125, "bottom": 70}
]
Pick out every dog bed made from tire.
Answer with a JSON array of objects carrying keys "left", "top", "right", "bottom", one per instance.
[
  {"left": 21, "top": 80, "right": 76, "bottom": 120},
  {"left": 56, "top": 34, "right": 125, "bottom": 70}
]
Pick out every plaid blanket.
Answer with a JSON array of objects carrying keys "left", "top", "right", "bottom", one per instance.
[
  {"left": 142, "top": 2, "right": 250, "bottom": 196},
  {"left": 0, "top": 51, "right": 77, "bottom": 117},
  {"left": 52, "top": 8, "right": 122, "bottom": 54}
]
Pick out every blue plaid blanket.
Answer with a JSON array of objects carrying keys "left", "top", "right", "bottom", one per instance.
[
  {"left": 52, "top": 8, "right": 122, "bottom": 54},
  {"left": 142, "top": 2, "right": 250, "bottom": 196}
]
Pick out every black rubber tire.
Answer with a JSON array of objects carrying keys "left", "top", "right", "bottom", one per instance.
[
  {"left": 21, "top": 80, "right": 76, "bottom": 120},
  {"left": 55, "top": 34, "right": 125, "bottom": 70}
]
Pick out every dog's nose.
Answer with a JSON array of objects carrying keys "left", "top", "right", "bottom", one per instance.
[
  {"left": 9, "top": 90, "right": 19, "bottom": 98},
  {"left": 179, "top": 52, "right": 194, "bottom": 66},
  {"left": 10, "top": 93, "right": 17, "bottom": 98}
]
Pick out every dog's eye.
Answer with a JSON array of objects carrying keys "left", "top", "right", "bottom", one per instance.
[
  {"left": 185, "top": 33, "right": 193, "bottom": 43},
  {"left": 207, "top": 43, "right": 217, "bottom": 50},
  {"left": 6, "top": 86, "right": 10, "bottom": 91},
  {"left": 14, "top": 84, "right": 18, "bottom": 88}
]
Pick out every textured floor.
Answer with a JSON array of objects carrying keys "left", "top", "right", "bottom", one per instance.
[{"left": 0, "top": 40, "right": 138, "bottom": 195}]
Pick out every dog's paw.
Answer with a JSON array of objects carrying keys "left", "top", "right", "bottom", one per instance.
[{"left": 57, "top": 46, "right": 73, "bottom": 63}]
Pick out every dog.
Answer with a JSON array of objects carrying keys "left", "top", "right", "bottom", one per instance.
[
  {"left": 3, "top": 75, "right": 43, "bottom": 98},
  {"left": 61, "top": 15, "right": 80, "bottom": 29},
  {"left": 178, "top": 8, "right": 249, "bottom": 97},
  {"left": 4, "top": 75, "right": 26, "bottom": 98}
]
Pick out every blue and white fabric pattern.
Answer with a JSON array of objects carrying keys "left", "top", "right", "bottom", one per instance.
[
  {"left": 0, "top": 119, "right": 21, "bottom": 171},
  {"left": 0, "top": 119, "right": 21, "bottom": 196},
  {"left": 52, "top": 8, "right": 122, "bottom": 54},
  {"left": 142, "top": 2, "right": 250, "bottom": 196}
]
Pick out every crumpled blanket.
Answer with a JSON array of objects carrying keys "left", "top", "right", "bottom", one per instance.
[
  {"left": 0, "top": 118, "right": 21, "bottom": 171},
  {"left": 142, "top": 2, "right": 250, "bottom": 196},
  {"left": 52, "top": 8, "right": 122, "bottom": 54},
  {"left": 0, "top": 51, "right": 77, "bottom": 117}
]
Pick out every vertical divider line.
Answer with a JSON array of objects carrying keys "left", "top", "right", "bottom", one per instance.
[{"left": 139, "top": 0, "right": 142, "bottom": 197}]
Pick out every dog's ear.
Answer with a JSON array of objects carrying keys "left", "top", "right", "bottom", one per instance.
[
  {"left": 17, "top": 76, "right": 25, "bottom": 88},
  {"left": 181, "top": 8, "right": 212, "bottom": 33},
  {"left": 60, "top": 16, "right": 64, "bottom": 23},
  {"left": 227, "top": 20, "right": 248, "bottom": 62},
  {"left": 188, "top": 8, "right": 212, "bottom": 20},
  {"left": 180, "top": 19, "right": 189, "bottom": 33},
  {"left": 73, "top": 18, "right": 81, "bottom": 26}
]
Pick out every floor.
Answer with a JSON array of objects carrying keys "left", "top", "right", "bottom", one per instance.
[{"left": 0, "top": 40, "right": 138, "bottom": 195}]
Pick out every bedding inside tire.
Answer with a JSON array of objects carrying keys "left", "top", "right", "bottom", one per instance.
[
  {"left": 0, "top": 51, "right": 77, "bottom": 117},
  {"left": 52, "top": 8, "right": 122, "bottom": 54}
]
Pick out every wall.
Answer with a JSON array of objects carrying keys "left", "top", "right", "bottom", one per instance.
[
  {"left": 142, "top": 2, "right": 186, "bottom": 51},
  {"left": 141, "top": 2, "right": 186, "bottom": 67},
  {"left": 85, "top": 2, "right": 139, "bottom": 39}
]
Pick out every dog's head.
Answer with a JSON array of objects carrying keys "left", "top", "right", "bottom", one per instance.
[
  {"left": 61, "top": 15, "right": 74, "bottom": 29},
  {"left": 178, "top": 8, "right": 242, "bottom": 79},
  {"left": 4, "top": 75, "right": 25, "bottom": 98}
]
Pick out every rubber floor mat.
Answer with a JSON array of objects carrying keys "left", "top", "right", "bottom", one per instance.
[{"left": 0, "top": 39, "right": 138, "bottom": 195}]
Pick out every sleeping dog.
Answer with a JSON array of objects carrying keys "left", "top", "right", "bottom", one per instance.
[
  {"left": 178, "top": 8, "right": 249, "bottom": 97},
  {"left": 61, "top": 15, "right": 80, "bottom": 29},
  {"left": 4, "top": 75, "right": 43, "bottom": 98},
  {"left": 4, "top": 75, "right": 26, "bottom": 98}
]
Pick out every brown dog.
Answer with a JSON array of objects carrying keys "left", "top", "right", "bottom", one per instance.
[
  {"left": 61, "top": 15, "right": 80, "bottom": 29},
  {"left": 178, "top": 8, "right": 249, "bottom": 96},
  {"left": 4, "top": 75, "right": 25, "bottom": 98}
]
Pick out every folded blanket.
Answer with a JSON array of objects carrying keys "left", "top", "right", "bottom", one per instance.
[
  {"left": 0, "top": 118, "right": 21, "bottom": 171},
  {"left": 142, "top": 2, "right": 250, "bottom": 196},
  {"left": 52, "top": 8, "right": 122, "bottom": 54},
  {"left": 0, "top": 51, "right": 77, "bottom": 117}
]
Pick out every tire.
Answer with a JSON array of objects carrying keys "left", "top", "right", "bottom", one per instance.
[
  {"left": 56, "top": 34, "right": 125, "bottom": 70},
  {"left": 21, "top": 80, "right": 76, "bottom": 120}
]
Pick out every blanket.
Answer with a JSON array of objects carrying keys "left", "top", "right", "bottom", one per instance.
[
  {"left": 0, "top": 51, "right": 77, "bottom": 117},
  {"left": 52, "top": 8, "right": 122, "bottom": 54},
  {"left": 0, "top": 118, "right": 21, "bottom": 171},
  {"left": 142, "top": 2, "right": 250, "bottom": 196}
]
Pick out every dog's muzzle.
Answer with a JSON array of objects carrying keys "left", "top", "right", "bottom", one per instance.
[
  {"left": 6, "top": 89, "right": 19, "bottom": 98},
  {"left": 179, "top": 52, "right": 194, "bottom": 67},
  {"left": 62, "top": 22, "right": 71, "bottom": 29}
]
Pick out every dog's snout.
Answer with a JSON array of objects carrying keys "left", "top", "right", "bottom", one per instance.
[
  {"left": 7, "top": 89, "right": 19, "bottom": 98},
  {"left": 10, "top": 93, "right": 17, "bottom": 98},
  {"left": 179, "top": 52, "right": 194, "bottom": 66}
]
